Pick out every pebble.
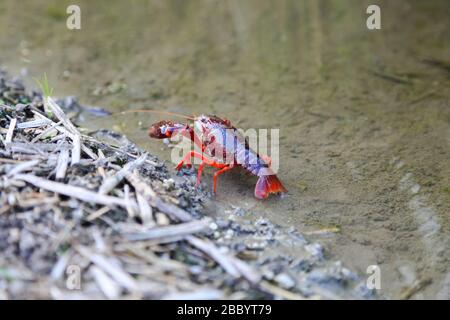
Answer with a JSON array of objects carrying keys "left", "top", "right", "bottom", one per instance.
[
  {"left": 224, "top": 229, "right": 234, "bottom": 239},
  {"left": 305, "top": 243, "right": 324, "bottom": 260},
  {"left": 245, "top": 240, "right": 267, "bottom": 251},
  {"left": 19, "top": 230, "right": 34, "bottom": 253},
  {"left": 274, "top": 273, "right": 296, "bottom": 289},
  {"left": 162, "top": 178, "right": 175, "bottom": 191},
  {"left": 255, "top": 218, "right": 269, "bottom": 226},
  {"left": 8, "top": 228, "right": 20, "bottom": 243},
  {"left": 411, "top": 184, "right": 421, "bottom": 194},
  {"left": 232, "top": 207, "right": 246, "bottom": 216},
  {"left": 155, "top": 212, "right": 170, "bottom": 225},
  {"left": 209, "top": 222, "right": 218, "bottom": 231}
]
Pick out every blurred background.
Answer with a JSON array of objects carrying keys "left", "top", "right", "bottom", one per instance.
[{"left": 0, "top": 0, "right": 449, "bottom": 298}]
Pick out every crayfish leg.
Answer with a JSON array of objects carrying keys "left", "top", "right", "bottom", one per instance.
[{"left": 212, "top": 165, "right": 233, "bottom": 194}]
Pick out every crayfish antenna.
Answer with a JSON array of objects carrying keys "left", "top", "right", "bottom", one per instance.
[{"left": 116, "top": 109, "right": 195, "bottom": 121}]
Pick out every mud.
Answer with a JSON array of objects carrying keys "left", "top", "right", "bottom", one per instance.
[{"left": 0, "top": 0, "right": 449, "bottom": 298}]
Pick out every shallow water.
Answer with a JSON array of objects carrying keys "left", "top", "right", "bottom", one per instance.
[{"left": 1, "top": 0, "right": 449, "bottom": 298}]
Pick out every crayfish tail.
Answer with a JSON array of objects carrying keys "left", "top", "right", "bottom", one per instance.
[{"left": 254, "top": 175, "right": 287, "bottom": 199}]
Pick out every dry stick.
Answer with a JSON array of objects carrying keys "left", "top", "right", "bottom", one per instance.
[
  {"left": 185, "top": 235, "right": 262, "bottom": 282},
  {"left": 50, "top": 251, "right": 72, "bottom": 281},
  {"left": 16, "top": 118, "right": 52, "bottom": 129},
  {"left": 97, "top": 149, "right": 107, "bottom": 178},
  {"left": 86, "top": 206, "right": 111, "bottom": 222},
  {"left": 99, "top": 154, "right": 147, "bottom": 195},
  {"left": 32, "top": 107, "right": 96, "bottom": 161},
  {"left": 118, "top": 244, "right": 189, "bottom": 273},
  {"left": 123, "top": 184, "right": 136, "bottom": 218},
  {"left": 81, "top": 144, "right": 98, "bottom": 160},
  {"left": 155, "top": 199, "right": 194, "bottom": 223},
  {"left": 125, "top": 170, "right": 192, "bottom": 222},
  {"left": 40, "top": 98, "right": 97, "bottom": 162},
  {"left": 30, "top": 120, "right": 62, "bottom": 143},
  {"left": 0, "top": 158, "right": 25, "bottom": 164},
  {"left": 136, "top": 192, "right": 154, "bottom": 226},
  {"left": 397, "top": 278, "right": 432, "bottom": 300},
  {"left": 90, "top": 266, "right": 121, "bottom": 300},
  {"left": 9, "top": 141, "right": 70, "bottom": 153},
  {"left": 32, "top": 111, "right": 75, "bottom": 140},
  {"left": 259, "top": 281, "right": 307, "bottom": 300},
  {"left": 6, "top": 159, "right": 40, "bottom": 177},
  {"left": 46, "top": 97, "right": 80, "bottom": 136},
  {"left": 0, "top": 131, "right": 5, "bottom": 147},
  {"left": 230, "top": 253, "right": 262, "bottom": 284},
  {"left": 76, "top": 246, "right": 140, "bottom": 293},
  {"left": 13, "top": 174, "right": 138, "bottom": 210},
  {"left": 125, "top": 218, "right": 212, "bottom": 241},
  {"left": 71, "top": 134, "right": 81, "bottom": 165},
  {"left": 55, "top": 149, "right": 70, "bottom": 179},
  {"left": 84, "top": 135, "right": 159, "bottom": 167},
  {"left": 5, "top": 118, "right": 17, "bottom": 144},
  {"left": 50, "top": 133, "right": 67, "bottom": 143}
]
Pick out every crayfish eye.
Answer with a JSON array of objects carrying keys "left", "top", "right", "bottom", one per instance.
[
  {"left": 149, "top": 120, "right": 173, "bottom": 139},
  {"left": 149, "top": 126, "right": 163, "bottom": 138}
]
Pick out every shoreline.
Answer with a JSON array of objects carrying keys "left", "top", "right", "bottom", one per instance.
[{"left": 0, "top": 70, "right": 371, "bottom": 299}]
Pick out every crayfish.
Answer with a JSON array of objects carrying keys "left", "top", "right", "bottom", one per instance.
[{"left": 145, "top": 112, "right": 287, "bottom": 199}]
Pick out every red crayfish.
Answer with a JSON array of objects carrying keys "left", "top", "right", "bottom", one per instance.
[{"left": 144, "top": 112, "right": 287, "bottom": 199}]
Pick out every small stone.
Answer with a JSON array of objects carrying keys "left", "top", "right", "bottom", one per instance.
[
  {"left": 155, "top": 212, "right": 170, "bottom": 225},
  {"left": 209, "top": 222, "right": 218, "bottom": 231},
  {"left": 19, "top": 230, "right": 35, "bottom": 252},
  {"left": 189, "top": 265, "right": 203, "bottom": 275},
  {"left": 224, "top": 229, "right": 234, "bottom": 240},
  {"left": 63, "top": 70, "right": 71, "bottom": 79},
  {"left": 255, "top": 218, "right": 269, "bottom": 226},
  {"left": 246, "top": 241, "right": 267, "bottom": 251},
  {"left": 163, "top": 178, "right": 175, "bottom": 191},
  {"left": 215, "top": 219, "right": 230, "bottom": 229},
  {"left": 237, "top": 250, "right": 258, "bottom": 261},
  {"left": 9, "top": 228, "right": 20, "bottom": 243},
  {"left": 298, "top": 182, "right": 308, "bottom": 192},
  {"left": 305, "top": 243, "right": 324, "bottom": 260},
  {"left": 286, "top": 226, "right": 296, "bottom": 233},
  {"left": 274, "top": 273, "right": 296, "bottom": 289},
  {"left": 232, "top": 207, "right": 245, "bottom": 216},
  {"left": 411, "top": 184, "right": 421, "bottom": 194},
  {"left": 7, "top": 194, "right": 17, "bottom": 206}
]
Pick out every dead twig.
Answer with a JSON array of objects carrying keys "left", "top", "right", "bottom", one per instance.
[
  {"left": 13, "top": 174, "right": 138, "bottom": 210},
  {"left": 125, "top": 170, "right": 193, "bottom": 222},
  {"left": 5, "top": 118, "right": 17, "bottom": 144},
  {"left": 55, "top": 149, "right": 70, "bottom": 179},
  {"left": 186, "top": 235, "right": 261, "bottom": 284},
  {"left": 125, "top": 219, "right": 212, "bottom": 241},
  {"left": 99, "top": 154, "right": 147, "bottom": 195}
]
